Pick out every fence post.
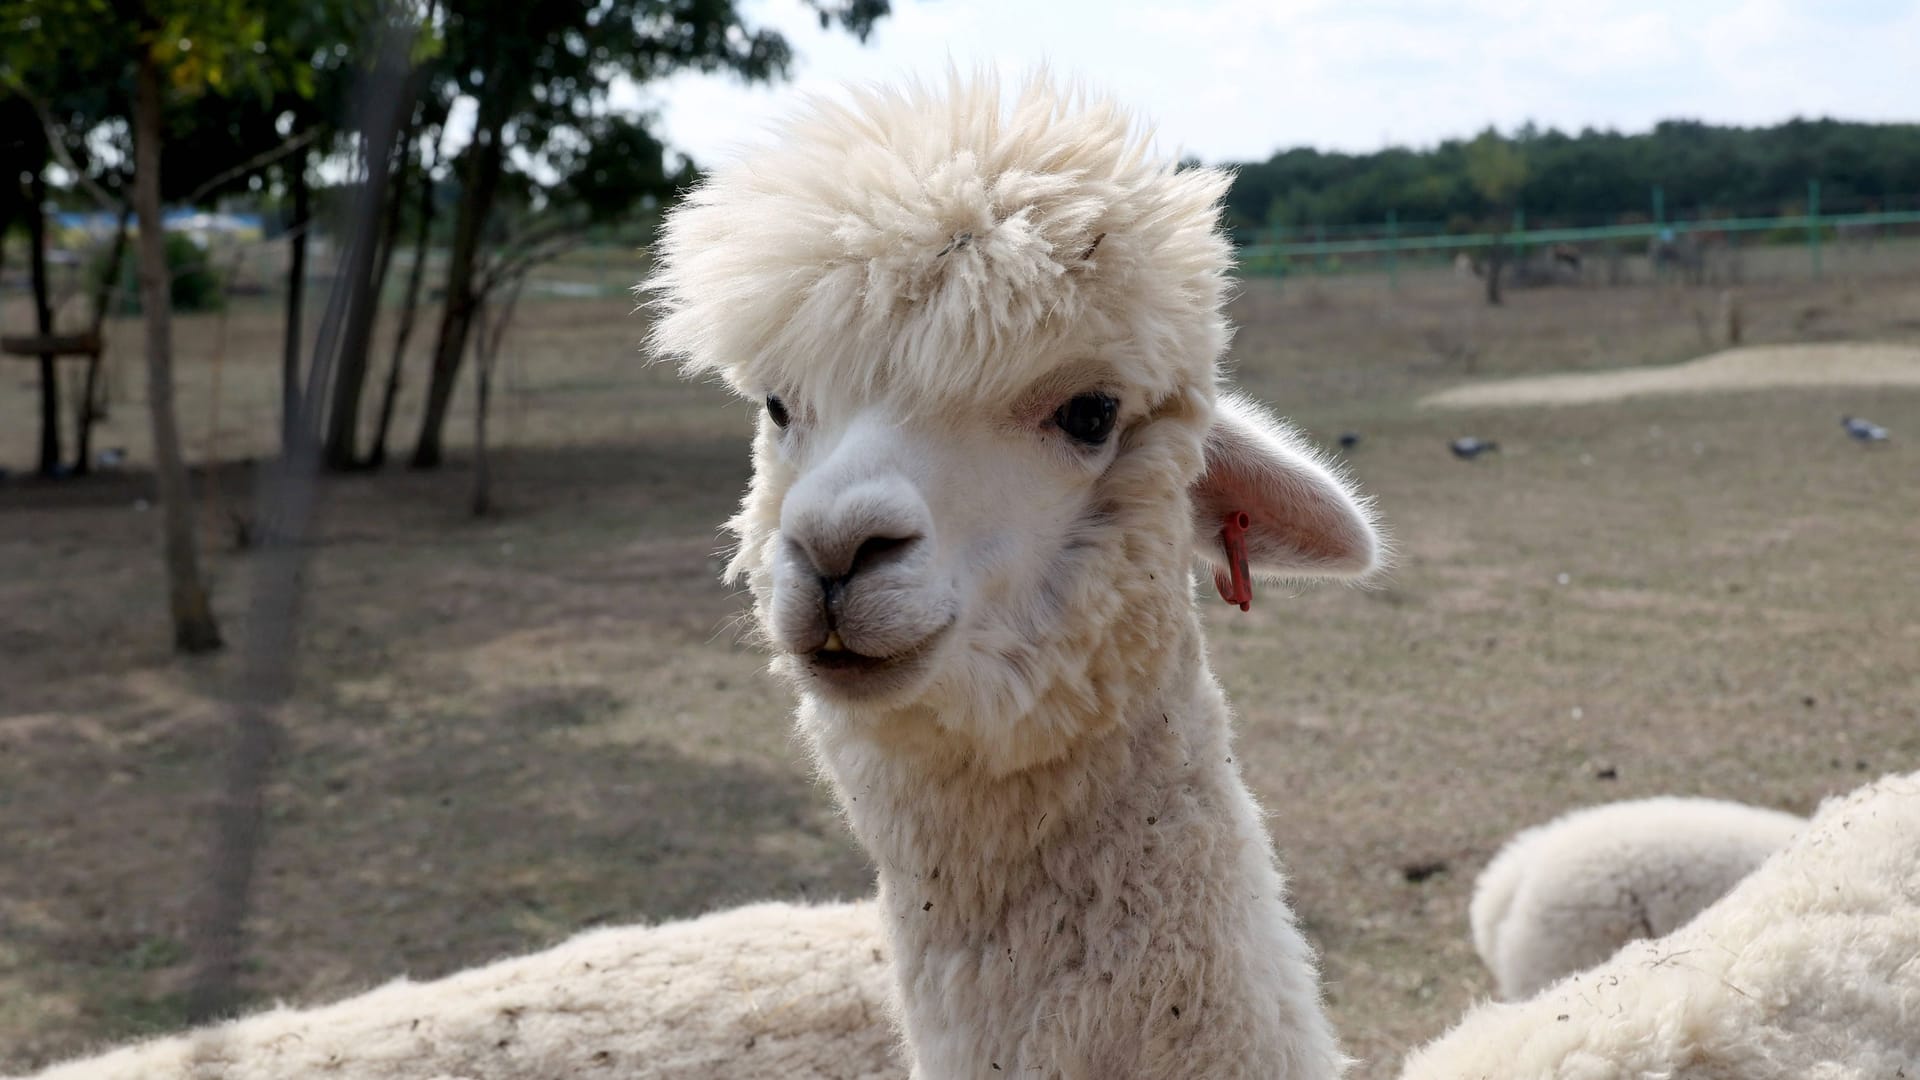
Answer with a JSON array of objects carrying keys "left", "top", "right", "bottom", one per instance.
[
  {"left": 1652, "top": 184, "right": 1665, "bottom": 227},
  {"left": 1314, "top": 222, "right": 1327, "bottom": 275},
  {"left": 1386, "top": 209, "right": 1399, "bottom": 290},
  {"left": 1807, "top": 179, "right": 1822, "bottom": 281}
]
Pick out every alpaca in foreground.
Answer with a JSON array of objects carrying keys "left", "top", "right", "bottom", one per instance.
[
  {"left": 646, "top": 72, "right": 1383, "bottom": 1078},
  {"left": 19, "top": 902, "right": 899, "bottom": 1080},
  {"left": 1470, "top": 796, "right": 1803, "bottom": 999}
]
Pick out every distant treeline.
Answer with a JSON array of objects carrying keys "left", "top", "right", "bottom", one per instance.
[{"left": 1224, "top": 119, "right": 1920, "bottom": 234}]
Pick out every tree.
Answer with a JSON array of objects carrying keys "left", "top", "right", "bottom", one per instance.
[
  {"left": 405, "top": 0, "right": 890, "bottom": 469},
  {"left": 1221, "top": 119, "right": 1920, "bottom": 236},
  {"left": 3, "top": 85, "right": 69, "bottom": 477},
  {"left": 25, "top": 146, "right": 62, "bottom": 475},
  {"left": 318, "top": 16, "right": 435, "bottom": 471},
  {"left": 365, "top": 94, "right": 448, "bottom": 468},
  {"left": 1464, "top": 129, "right": 1528, "bottom": 305},
  {"left": 129, "top": 7, "right": 251, "bottom": 653},
  {"left": 3, "top": 0, "right": 319, "bottom": 650}
]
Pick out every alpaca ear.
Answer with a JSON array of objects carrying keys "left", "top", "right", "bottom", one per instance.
[{"left": 1191, "top": 395, "right": 1381, "bottom": 603}]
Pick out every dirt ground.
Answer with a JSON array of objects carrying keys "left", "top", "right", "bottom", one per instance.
[{"left": 2, "top": 261, "right": 1918, "bottom": 1076}]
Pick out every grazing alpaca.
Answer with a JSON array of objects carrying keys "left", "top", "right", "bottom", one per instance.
[
  {"left": 1469, "top": 796, "right": 1803, "bottom": 1000},
  {"left": 1403, "top": 770, "right": 1920, "bottom": 1079},
  {"left": 645, "top": 71, "right": 1382, "bottom": 1078}
]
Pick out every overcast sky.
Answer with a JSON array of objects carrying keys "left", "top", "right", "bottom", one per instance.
[{"left": 632, "top": 0, "right": 1920, "bottom": 168}]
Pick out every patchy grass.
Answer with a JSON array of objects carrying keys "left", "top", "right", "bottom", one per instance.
[{"left": 2, "top": 267, "right": 1918, "bottom": 1076}]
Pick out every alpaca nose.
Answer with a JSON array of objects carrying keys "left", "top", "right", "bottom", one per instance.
[{"left": 782, "top": 476, "right": 931, "bottom": 622}]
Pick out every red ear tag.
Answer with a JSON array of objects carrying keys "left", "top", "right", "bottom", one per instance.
[{"left": 1216, "top": 510, "right": 1253, "bottom": 612}]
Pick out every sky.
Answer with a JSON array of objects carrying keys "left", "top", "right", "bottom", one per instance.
[{"left": 631, "top": 0, "right": 1920, "bottom": 168}]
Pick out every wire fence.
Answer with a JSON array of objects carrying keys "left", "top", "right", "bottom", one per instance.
[{"left": 1237, "top": 195, "right": 1920, "bottom": 287}]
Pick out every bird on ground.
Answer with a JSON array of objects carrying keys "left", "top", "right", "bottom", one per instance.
[
  {"left": 1450, "top": 437, "right": 1500, "bottom": 460},
  {"left": 1338, "top": 431, "right": 1362, "bottom": 450},
  {"left": 1843, "top": 416, "right": 1890, "bottom": 443}
]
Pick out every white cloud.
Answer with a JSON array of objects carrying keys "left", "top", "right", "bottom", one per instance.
[{"left": 648, "top": 0, "right": 1920, "bottom": 166}]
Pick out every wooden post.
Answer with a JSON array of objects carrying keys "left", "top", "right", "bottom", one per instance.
[
  {"left": 1387, "top": 209, "right": 1399, "bottom": 290},
  {"left": 1807, "top": 179, "right": 1823, "bottom": 281}
]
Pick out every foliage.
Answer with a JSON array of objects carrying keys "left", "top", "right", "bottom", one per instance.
[
  {"left": 1226, "top": 119, "right": 1920, "bottom": 232},
  {"left": 91, "top": 231, "right": 225, "bottom": 314},
  {"left": 404, "top": 0, "right": 891, "bottom": 467},
  {"left": 1463, "top": 129, "right": 1527, "bottom": 213},
  {"left": 430, "top": 0, "right": 886, "bottom": 226}
]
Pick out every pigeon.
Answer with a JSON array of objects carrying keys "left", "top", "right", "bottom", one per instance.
[
  {"left": 1450, "top": 437, "right": 1499, "bottom": 460},
  {"left": 1842, "top": 416, "right": 1889, "bottom": 443},
  {"left": 1337, "top": 431, "right": 1362, "bottom": 450}
]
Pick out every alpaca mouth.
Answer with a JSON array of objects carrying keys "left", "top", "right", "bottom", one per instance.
[
  {"left": 811, "top": 645, "right": 892, "bottom": 671},
  {"left": 803, "top": 626, "right": 948, "bottom": 698}
]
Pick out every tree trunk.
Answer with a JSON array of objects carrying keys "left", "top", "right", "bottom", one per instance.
[
  {"left": 75, "top": 208, "right": 132, "bottom": 475},
  {"left": 470, "top": 294, "right": 493, "bottom": 517},
  {"left": 409, "top": 119, "right": 503, "bottom": 469},
  {"left": 468, "top": 271, "right": 526, "bottom": 517},
  {"left": 27, "top": 167, "right": 62, "bottom": 477},
  {"left": 323, "top": 77, "right": 422, "bottom": 470},
  {"left": 134, "top": 52, "right": 222, "bottom": 654},
  {"left": 368, "top": 121, "right": 439, "bottom": 469},
  {"left": 281, "top": 144, "right": 310, "bottom": 456}
]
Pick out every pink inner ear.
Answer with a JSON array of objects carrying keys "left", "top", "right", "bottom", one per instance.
[
  {"left": 1193, "top": 400, "right": 1379, "bottom": 581},
  {"left": 1201, "top": 467, "right": 1363, "bottom": 571}
]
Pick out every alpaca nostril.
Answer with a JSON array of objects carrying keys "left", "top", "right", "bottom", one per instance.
[
  {"left": 821, "top": 575, "right": 848, "bottom": 628},
  {"left": 815, "top": 534, "right": 919, "bottom": 631},
  {"left": 850, "top": 534, "right": 918, "bottom": 576}
]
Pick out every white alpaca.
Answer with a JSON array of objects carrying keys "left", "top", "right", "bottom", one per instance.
[
  {"left": 1402, "top": 770, "right": 1920, "bottom": 1079},
  {"left": 645, "top": 71, "right": 1382, "bottom": 1079},
  {"left": 18, "top": 901, "right": 900, "bottom": 1080},
  {"left": 1470, "top": 796, "right": 1803, "bottom": 1000}
]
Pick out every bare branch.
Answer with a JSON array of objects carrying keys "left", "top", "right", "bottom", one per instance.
[
  {"left": 477, "top": 218, "right": 591, "bottom": 296},
  {"left": 184, "top": 127, "right": 324, "bottom": 206}
]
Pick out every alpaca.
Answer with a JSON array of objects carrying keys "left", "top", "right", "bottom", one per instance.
[
  {"left": 645, "top": 71, "right": 1382, "bottom": 1079},
  {"left": 18, "top": 901, "right": 901, "bottom": 1080},
  {"left": 1402, "top": 770, "right": 1920, "bottom": 1079},
  {"left": 1470, "top": 796, "right": 1803, "bottom": 1000}
]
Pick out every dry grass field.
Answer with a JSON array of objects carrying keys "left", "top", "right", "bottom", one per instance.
[{"left": 2, "top": 260, "right": 1917, "bottom": 1076}]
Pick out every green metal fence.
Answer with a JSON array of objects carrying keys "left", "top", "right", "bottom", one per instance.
[{"left": 1237, "top": 206, "right": 1920, "bottom": 284}]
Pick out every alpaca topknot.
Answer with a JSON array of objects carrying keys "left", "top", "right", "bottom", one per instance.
[{"left": 643, "top": 69, "right": 1236, "bottom": 415}]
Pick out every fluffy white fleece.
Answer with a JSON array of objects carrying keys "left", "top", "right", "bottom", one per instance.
[
  {"left": 18, "top": 902, "right": 900, "bottom": 1080},
  {"left": 1402, "top": 770, "right": 1920, "bottom": 1080},
  {"left": 647, "top": 71, "right": 1374, "bottom": 1078},
  {"left": 1470, "top": 796, "right": 1804, "bottom": 1000}
]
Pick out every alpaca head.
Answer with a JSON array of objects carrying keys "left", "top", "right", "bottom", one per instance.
[{"left": 647, "top": 72, "right": 1380, "bottom": 773}]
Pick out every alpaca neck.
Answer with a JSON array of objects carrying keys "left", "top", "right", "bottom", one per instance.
[{"left": 803, "top": 616, "right": 1345, "bottom": 1079}]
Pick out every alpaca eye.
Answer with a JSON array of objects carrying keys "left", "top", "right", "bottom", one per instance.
[
  {"left": 766, "top": 395, "right": 790, "bottom": 429},
  {"left": 1054, "top": 393, "right": 1118, "bottom": 446}
]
